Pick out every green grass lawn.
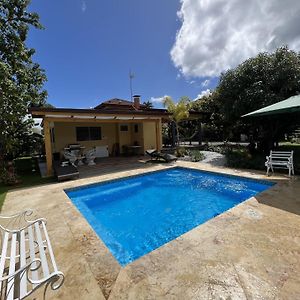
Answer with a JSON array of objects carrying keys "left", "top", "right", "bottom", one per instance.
[
  {"left": 0, "top": 157, "right": 55, "bottom": 211},
  {"left": 279, "top": 142, "right": 300, "bottom": 148}
]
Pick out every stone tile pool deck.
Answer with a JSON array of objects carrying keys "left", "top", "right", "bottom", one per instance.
[{"left": 3, "top": 162, "right": 300, "bottom": 299}]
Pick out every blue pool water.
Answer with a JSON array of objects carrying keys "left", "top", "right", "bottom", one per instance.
[{"left": 65, "top": 167, "right": 273, "bottom": 266}]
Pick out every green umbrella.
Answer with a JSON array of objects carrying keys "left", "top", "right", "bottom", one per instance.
[{"left": 242, "top": 94, "right": 300, "bottom": 117}]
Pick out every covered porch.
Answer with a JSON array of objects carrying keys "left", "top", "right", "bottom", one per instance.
[{"left": 30, "top": 107, "right": 168, "bottom": 176}]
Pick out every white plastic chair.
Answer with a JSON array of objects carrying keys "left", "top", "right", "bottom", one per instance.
[
  {"left": 63, "top": 150, "right": 77, "bottom": 166},
  {"left": 85, "top": 148, "right": 96, "bottom": 166}
]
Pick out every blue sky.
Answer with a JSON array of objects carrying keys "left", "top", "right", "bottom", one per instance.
[
  {"left": 28, "top": 0, "right": 300, "bottom": 109},
  {"left": 28, "top": 0, "right": 217, "bottom": 108}
]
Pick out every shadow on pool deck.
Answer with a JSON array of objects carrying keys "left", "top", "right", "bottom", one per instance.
[
  {"left": 77, "top": 156, "right": 164, "bottom": 179},
  {"left": 255, "top": 178, "right": 300, "bottom": 216}
]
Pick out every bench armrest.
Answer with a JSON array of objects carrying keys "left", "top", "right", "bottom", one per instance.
[
  {"left": 0, "top": 209, "right": 33, "bottom": 220},
  {"left": 0, "top": 258, "right": 42, "bottom": 282},
  {"left": 0, "top": 258, "right": 64, "bottom": 298},
  {"left": 29, "top": 271, "right": 65, "bottom": 290},
  {"left": 0, "top": 218, "right": 47, "bottom": 233}
]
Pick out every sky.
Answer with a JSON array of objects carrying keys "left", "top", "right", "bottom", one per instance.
[{"left": 28, "top": 0, "right": 300, "bottom": 109}]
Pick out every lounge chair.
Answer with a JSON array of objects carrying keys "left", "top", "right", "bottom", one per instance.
[
  {"left": 53, "top": 161, "right": 79, "bottom": 181},
  {"left": 145, "top": 149, "right": 177, "bottom": 163}
]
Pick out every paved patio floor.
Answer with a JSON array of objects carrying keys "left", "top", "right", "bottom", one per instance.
[{"left": 2, "top": 161, "right": 300, "bottom": 299}]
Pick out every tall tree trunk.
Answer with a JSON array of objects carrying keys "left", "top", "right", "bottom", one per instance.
[
  {"left": 198, "top": 121, "right": 202, "bottom": 146},
  {"left": 171, "top": 121, "right": 176, "bottom": 147},
  {"left": 176, "top": 123, "right": 180, "bottom": 146}
]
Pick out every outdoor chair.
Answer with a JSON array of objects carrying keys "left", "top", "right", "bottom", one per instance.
[
  {"left": 265, "top": 150, "right": 294, "bottom": 176},
  {"left": 145, "top": 149, "right": 177, "bottom": 163},
  {"left": 85, "top": 148, "right": 96, "bottom": 166},
  {"left": 63, "top": 150, "right": 77, "bottom": 166},
  {"left": 0, "top": 209, "right": 64, "bottom": 299}
]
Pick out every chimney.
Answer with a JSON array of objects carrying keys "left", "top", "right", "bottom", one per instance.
[{"left": 133, "top": 95, "right": 141, "bottom": 109}]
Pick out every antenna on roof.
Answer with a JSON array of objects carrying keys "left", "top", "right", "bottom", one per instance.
[{"left": 129, "top": 69, "right": 134, "bottom": 101}]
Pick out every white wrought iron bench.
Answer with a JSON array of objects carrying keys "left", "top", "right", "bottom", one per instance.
[
  {"left": 0, "top": 210, "right": 64, "bottom": 299},
  {"left": 265, "top": 150, "right": 294, "bottom": 176}
]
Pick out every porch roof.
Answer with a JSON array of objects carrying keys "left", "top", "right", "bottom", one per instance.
[
  {"left": 29, "top": 107, "right": 205, "bottom": 121},
  {"left": 29, "top": 107, "right": 171, "bottom": 123}
]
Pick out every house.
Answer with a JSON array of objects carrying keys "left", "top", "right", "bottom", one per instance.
[{"left": 29, "top": 95, "right": 169, "bottom": 176}]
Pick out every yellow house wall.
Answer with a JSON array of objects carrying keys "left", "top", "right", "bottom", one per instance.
[
  {"left": 53, "top": 122, "right": 117, "bottom": 155},
  {"left": 118, "top": 124, "right": 131, "bottom": 153},
  {"left": 51, "top": 119, "right": 162, "bottom": 157},
  {"left": 143, "top": 122, "right": 157, "bottom": 151},
  {"left": 117, "top": 123, "right": 144, "bottom": 154},
  {"left": 131, "top": 123, "right": 144, "bottom": 153}
]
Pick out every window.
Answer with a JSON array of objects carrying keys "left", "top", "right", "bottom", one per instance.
[
  {"left": 76, "top": 127, "right": 101, "bottom": 141},
  {"left": 120, "top": 125, "right": 128, "bottom": 132},
  {"left": 90, "top": 127, "right": 101, "bottom": 140},
  {"left": 76, "top": 127, "right": 89, "bottom": 141}
]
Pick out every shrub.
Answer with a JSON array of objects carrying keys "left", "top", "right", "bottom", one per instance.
[
  {"left": 188, "top": 150, "right": 205, "bottom": 162},
  {"left": 175, "top": 147, "right": 188, "bottom": 157},
  {"left": 14, "top": 157, "right": 38, "bottom": 173},
  {"left": 225, "top": 149, "right": 265, "bottom": 170},
  {"left": 0, "top": 161, "right": 20, "bottom": 185}
]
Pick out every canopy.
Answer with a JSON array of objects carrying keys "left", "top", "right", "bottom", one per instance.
[{"left": 242, "top": 94, "right": 300, "bottom": 117}]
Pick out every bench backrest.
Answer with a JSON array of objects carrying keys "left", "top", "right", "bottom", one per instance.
[{"left": 269, "top": 150, "right": 293, "bottom": 162}]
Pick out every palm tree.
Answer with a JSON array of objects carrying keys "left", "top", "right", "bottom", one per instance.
[
  {"left": 143, "top": 100, "right": 153, "bottom": 110},
  {"left": 163, "top": 96, "right": 190, "bottom": 145}
]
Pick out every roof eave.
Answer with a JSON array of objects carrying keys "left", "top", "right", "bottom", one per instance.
[{"left": 28, "top": 107, "right": 170, "bottom": 118}]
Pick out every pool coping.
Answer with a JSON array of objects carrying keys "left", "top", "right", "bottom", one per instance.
[
  {"left": 64, "top": 166, "right": 276, "bottom": 267},
  {"left": 64, "top": 165, "right": 276, "bottom": 194}
]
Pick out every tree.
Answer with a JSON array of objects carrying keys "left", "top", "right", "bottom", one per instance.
[
  {"left": 0, "top": 0, "right": 47, "bottom": 183},
  {"left": 191, "top": 92, "right": 225, "bottom": 141},
  {"left": 217, "top": 46, "right": 300, "bottom": 124},
  {"left": 143, "top": 100, "right": 153, "bottom": 110},
  {"left": 163, "top": 96, "right": 190, "bottom": 145},
  {"left": 208, "top": 46, "right": 300, "bottom": 147}
]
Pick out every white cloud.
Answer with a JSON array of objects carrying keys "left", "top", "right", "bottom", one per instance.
[
  {"left": 201, "top": 79, "right": 210, "bottom": 87},
  {"left": 150, "top": 95, "right": 168, "bottom": 104},
  {"left": 195, "top": 89, "right": 212, "bottom": 100},
  {"left": 81, "top": 1, "right": 87, "bottom": 12},
  {"left": 171, "top": 0, "right": 300, "bottom": 78}
]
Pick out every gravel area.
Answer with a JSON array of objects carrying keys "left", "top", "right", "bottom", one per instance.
[
  {"left": 179, "top": 151, "right": 226, "bottom": 167},
  {"left": 200, "top": 151, "right": 226, "bottom": 167}
]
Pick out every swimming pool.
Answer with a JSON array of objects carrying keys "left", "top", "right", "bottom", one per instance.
[{"left": 65, "top": 167, "right": 273, "bottom": 266}]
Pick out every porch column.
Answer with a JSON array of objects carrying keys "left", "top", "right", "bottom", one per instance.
[
  {"left": 155, "top": 119, "right": 162, "bottom": 151},
  {"left": 44, "top": 118, "right": 53, "bottom": 176}
]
